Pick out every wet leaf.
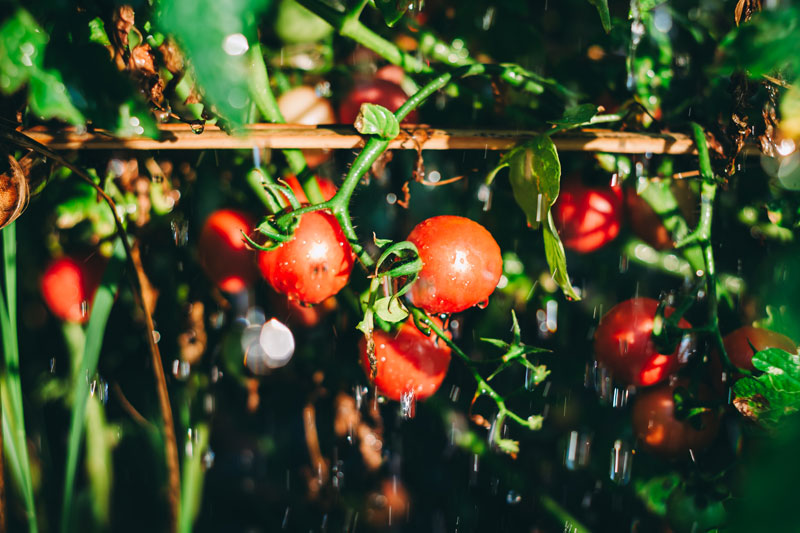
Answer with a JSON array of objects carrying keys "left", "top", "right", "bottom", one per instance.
[
  {"left": 29, "top": 70, "right": 84, "bottom": 125},
  {"left": 548, "top": 103, "right": 599, "bottom": 127},
  {"left": 543, "top": 211, "right": 581, "bottom": 300},
  {"left": 508, "top": 135, "right": 560, "bottom": 229},
  {"left": 733, "top": 348, "right": 800, "bottom": 425},
  {"left": 374, "top": 0, "right": 409, "bottom": 27},
  {"left": 354, "top": 103, "right": 400, "bottom": 139},
  {"left": 587, "top": 0, "right": 611, "bottom": 33},
  {"left": 374, "top": 297, "right": 408, "bottom": 323}
]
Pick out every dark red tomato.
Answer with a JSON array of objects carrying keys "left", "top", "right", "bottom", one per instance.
[
  {"left": 406, "top": 215, "right": 503, "bottom": 314},
  {"left": 282, "top": 175, "right": 337, "bottom": 205},
  {"left": 711, "top": 326, "right": 797, "bottom": 390},
  {"left": 594, "top": 298, "right": 693, "bottom": 387},
  {"left": 360, "top": 318, "right": 451, "bottom": 401},
  {"left": 338, "top": 79, "right": 419, "bottom": 124},
  {"left": 257, "top": 211, "right": 354, "bottom": 304},
  {"left": 198, "top": 209, "right": 257, "bottom": 293},
  {"left": 632, "top": 380, "right": 720, "bottom": 458},
  {"left": 40, "top": 255, "right": 106, "bottom": 323},
  {"left": 553, "top": 180, "right": 622, "bottom": 253}
]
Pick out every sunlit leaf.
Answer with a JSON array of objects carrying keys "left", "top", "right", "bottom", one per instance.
[
  {"left": 548, "top": 103, "right": 598, "bottom": 127},
  {"left": 634, "top": 474, "right": 681, "bottom": 516},
  {"left": 508, "top": 135, "right": 560, "bottom": 229},
  {"left": 543, "top": 211, "right": 581, "bottom": 301},
  {"left": 733, "top": 348, "right": 800, "bottom": 425},
  {"left": 374, "top": 296, "right": 409, "bottom": 323},
  {"left": 275, "top": 0, "right": 332, "bottom": 43},
  {"left": 354, "top": 103, "right": 400, "bottom": 139},
  {"left": 29, "top": 70, "right": 84, "bottom": 125},
  {"left": 587, "top": 0, "right": 611, "bottom": 33}
]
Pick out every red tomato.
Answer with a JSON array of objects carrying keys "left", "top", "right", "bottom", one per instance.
[
  {"left": 375, "top": 65, "right": 406, "bottom": 86},
  {"left": 553, "top": 180, "right": 622, "bottom": 253},
  {"left": 594, "top": 298, "right": 693, "bottom": 387},
  {"left": 406, "top": 215, "right": 503, "bottom": 314},
  {"left": 710, "top": 326, "right": 797, "bottom": 390},
  {"left": 632, "top": 380, "right": 720, "bottom": 458},
  {"left": 277, "top": 85, "right": 336, "bottom": 168},
  {"left": 360, "top": 318, "right": 451, "bottom": 401},
  {"left": 198, "top": 209, "right": 257, "bottom": 293},
  {"left": 40, "top": 255, "right": 105, "bottom": 323},
  {"left": 257, "top": 211, "right": 354, "bottom": 304},
  {"left": 282, "top": 175, "right": 337, "bottom": 205},
  {"left": 338, "top": 79, "right": 419, "bottom": 124}
]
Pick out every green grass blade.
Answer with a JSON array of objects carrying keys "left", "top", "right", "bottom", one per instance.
[
  {"left": 60, "top": 237, "right": 125, "bottom": 533},
  {"left": 178, "top": 423, "right": 209, "bottom": 533},
  {"left": 0, "top": 222, "right": 38, "bottom": 533}
]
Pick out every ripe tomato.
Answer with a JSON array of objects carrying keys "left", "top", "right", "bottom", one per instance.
[
  {"left": 552, "top": 180, "right": 622, "bottom": 253},
  {"left": 406, "top": 215, "right": 503, "bottom": 314},
  {"left": 375, "top": 65, "right": 406, "bottom": 86},
  {"left": 338, "top": 79, "right": 419, "bottom": 124},
  {"left": 360, "top": 318, "right": 451, "bottom": 401},
  {"left": 282, "top": 175, "right": 337, "bottom": 205},
  {"left": 277, "top": 86, "right": 336, "bottom": 168},
  {"left": 198, "top": 209, "right": 257, "bottom": 293},
  {"left": 257, "top": 211, "right": 354, "bottom": 304},
  {"left": 40, "top": 255, "right": 106, "bottom": 323},
  {"left": 710, "top": 326, "right": 797, "bottom": 390},
  {"left": 594, "top": 298, "right": 693, "bottom": 387},
  {"left": 632, "top": 380, "right": 720, "bottom": 458}
]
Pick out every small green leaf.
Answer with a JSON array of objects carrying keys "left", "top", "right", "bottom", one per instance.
[
  {"left": 543, "top": 211, "right": 581, "bottom": 300},
  {"left": 374, "top": 236, "right": 394, "bottom": 248},
  {"left": 481, "top": 338, "right": 510, "bottom": 350},
  {"left": 634, "top": 474, "right": 681, "bottom": 517},
  {"left": 549, "top": 104, "right": 599, "bottom": 126},
  {"left": 374, "top": 0, "right": 409, "bottom": 27},
  {"left": 733, "top": 348, "right": 800, "bottom": 425},
  {"left": 587, "top": 0, "right": 612, "bottom": 33},
  {"left": 88, "top": 17, "right": 111, "bottom": 47},
  {"left": 508, "top": 136, "right": 561, "bottom": 229},
  {"left": 0, "top": 9, "right": 48, "bottom": 94},
  {"left": 374, "top": 297, "right": 409, "bottom": 323},
  {"left": 354, "top": 103, "right": 400, "bottom": 139},
  {"left": 29, "top": 70, "right": 84, "bottom": 125}
]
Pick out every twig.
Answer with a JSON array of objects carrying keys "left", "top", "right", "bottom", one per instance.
[
  {"left": 17, "top": 124, "right": 751, "bottom": 155},
  {"left": 112, "top": 382, "right": 156, "bottom": 430}
]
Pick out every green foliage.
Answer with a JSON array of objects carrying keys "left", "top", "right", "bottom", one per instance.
[
  {"left": 354, "top": 102, "right": 400, "bottom": 139},
  {"left": 733, "top": 348, "right": 800, "bottom": 426},
  {"left": 634, "top": 473, "right": 681, "bottom": 516},
  {"left": 587, "top": 0, "right": 611, "bottom": 33},
  {"left": 274, "top": 0, "right": 332, "bottom": 44},
  {"left": 374, "top": 0, "right": 409, "bottom": 27}
]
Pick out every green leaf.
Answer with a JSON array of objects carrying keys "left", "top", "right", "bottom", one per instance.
[
  {"left": 587, "top": 0, "right": 612, "bottom": 33},
  {"left": 88, "top": 17, "right": 111, "bottom": 47},
  {"left": 543, "top": 211, "right": 581, "bottom": 301},
  {"left": 158, "top": 0, "right": 269, "bottom": 128},
  {"left": 275, "top": 0, "right": 333, "bottom": 44},
  {"left": 0, "top": 9, "right": 47, "bottom": 93},
  {"left": 354, "top": 103, "right": 400, "bottom": 139},
  {"left": 634, "top": 474, "right": 681, "bottom": 516},
  {"left": 548, "top": 103, "right": 599, "bottom": 127},
  {"left": 374, "top": 0, "right": 409, "bottom": 27},
  {"left": 733, "top": 348, "right": 800, "bottom": 425},
  {"left": 508, "top": 135, "right": 560, "bottom": 229},
  {"left": 374, "top": 296, "right": 409, "bottom": 323},
  {"left": 29, "top": 70, "right": 84, "bottom": 125}
]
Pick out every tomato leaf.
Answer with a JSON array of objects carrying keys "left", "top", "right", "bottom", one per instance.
[
  {"left": 374, "top": 296, "right": 409, "bottom": 323},
  {"left": 587, "top": 0, "right": 612, "bottom": 33},
  {"left": 548, "top": 103, "right": 599, "bottom": 127},
  {"left": 374, "top": 0, "right": 409, "bottom": 28},
  {"left": 508, "top": 135, "right": 560, "bottom": 229},
  {"left": 634, "top": 474, "right": 681, "bottom": 517},
  {"left": 354, "top": 103, "right": 400, "bottom": 139},
  {"left": 543, "top": 210, "right": 581, "bottom": 301},
  {"left": 733, "top": 348, "right": 800, "bottom": 425}
]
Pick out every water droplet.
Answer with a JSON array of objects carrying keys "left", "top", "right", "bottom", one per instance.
[
  {"left": 475, "top": 299, "right": 489, "bottom": 309},
  {"left": 564, "top": 431, "right": 592, "bottom": 470},
  {"left": 152, "top": 330, "right": 161, "bottom": 344},
  {"left": 203, "top": 448, "right": 215, "bottom": 469},
  {"left": 506, "top": 490, "right": 522, "bottom": 505},
  {"left": 400, "top": 390, "right": 416, "bottom": 419},
  {"left": 171, "top": 359, "right": 191, "bottom": 380},
  {"left": 609, "top": 439, "right": 633, "bottom": 485},
  {"left": 189, "top": 121, "right": 205, "bottom": 134}
]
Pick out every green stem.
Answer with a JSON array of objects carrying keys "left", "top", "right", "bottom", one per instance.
[
  {"left": 177, "top": 423, "right": 209, "bottom": 533},
  {"left": 246, "top": 167, "right": 284, "bottom": 214},
  {"left": 539, "top": 494, "right": 592, "bottom": 533},
  {"left": 246, "top": 45, "right": 324, "bottom": 204},
  {"left": 0, "top": 223, "right": 37, "bottom": 533}
]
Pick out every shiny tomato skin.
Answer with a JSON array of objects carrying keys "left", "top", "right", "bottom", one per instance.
[
  {"left": 594, "top": 298, "right": 693, "bottom": 387},
  {"left": 338, "top": 79, "right": 419, "bottom": 124},
  {"left": 282, "top": 175, "right": 337, "bottom": 205},
  {"left": 360, "top": 319, "right": 451, "bottom": 401},
  {"left": 632, "top": 380, "right": 720, "bottom": 458},
  {"left": 257, "top": 210, "right": 354, "bottom": 304},
  {"left": 198, "top": 209, "right": 257, "bottom": 293},
  {"left": 40, "top": 255, "right": 105, "bottom": 323},
  {"left": 407, "top": 215, "right": 503, "bottom": 314},
  {"left": 553, "top": 181, "right": 622, "bottom": 253}
]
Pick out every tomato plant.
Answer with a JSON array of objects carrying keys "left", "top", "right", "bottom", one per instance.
[
  {"left": 594, "top": 298, "right": 693, "bottom": 387},
  {"left": 198, "top": 209, "right": 257, "bottom": 293},
  {"left": 40, "top": 255, "right": 105, "bottom": 323},
  {"left": 360, "top": 318, "right": 451, "bottom": 401},
  {"left": 257, "top": 210, "right": 354, "bottom": 304},
  {"left": 552, "top": 179, "right": 622, "bottom": 253},
  {"left": 631, "top": 381, "right": 720, "bottom": 458},
  {"left": 338, "top": 79, "right": 419, "bottom": 124},
  {"left": 282, "top": 174, "right": 337, "bottom": 204},
  {"left": 406, "top": 215, "right": 503, "bottom": 314}
]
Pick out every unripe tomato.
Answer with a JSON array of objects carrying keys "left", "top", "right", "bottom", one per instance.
[
  {"left": 594, "top": 298, "right": 693, "bottom": 387},
  {"left": 338, "top": 79, "right": 419, "bottom": 124},
  {"left": 257, "top": 211, "right": 354, "bottom": 304},
  {"left": 198, "top": 209, "right": 257, "bottom": 293},
  {"left": 710, "top": 326, "right": 797, "bottom": 390},
  {"left": 632, "top": 380, "right": 720, "bottom": 458},
  {"left": 360, "top": 318, "right": 451, "bottom": 401},
  {"left": 40, "top": 255, "right": 106, "bottom": 323},
  {"left": 553, "top": 180, "right": 622, "bottom": 253},
  {"left": 406, "top": 215, "right": 503, "bottom": 314},
  {"left": 282, "top": 175, "right": 337, "bottom": 204},
  {"left": 277, "top": 86, "right": 336, "bottom": 168}
]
